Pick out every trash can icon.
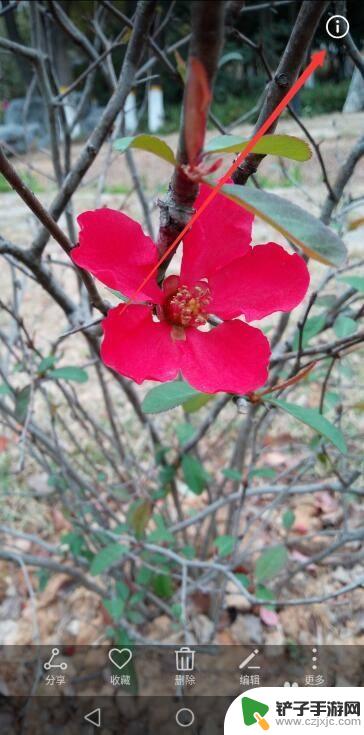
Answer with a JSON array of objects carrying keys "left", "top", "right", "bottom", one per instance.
[{"left": 175, "top": 647, "right": 195, "bottom": 672}]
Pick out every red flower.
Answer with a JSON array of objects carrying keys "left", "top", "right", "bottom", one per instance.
[{"left": 72, "top": 186, "right": 309, "bottom": 394}]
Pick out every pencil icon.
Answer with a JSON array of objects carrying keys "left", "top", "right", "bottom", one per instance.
[{"left": 239, "top": 649, "right": 260, "bottom": 669}]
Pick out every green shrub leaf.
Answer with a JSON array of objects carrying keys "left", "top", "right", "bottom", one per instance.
[
  {"left": 153, "top": 572, "right": 173, "bottom": 598},
  {"left": 48, "top": 366, "right": 88, "bottom": 383},
  {"left": 293, "top": 314, "right": 326, "bottom": 350},
  {"left": 182, "top": 455, "right": 210, "bottom": 494},
  {"left": 282, "top": 509, "right": 295, "bottom": 530},
  {"left": 15, "top": 385, "right": 31, "bottom": 422},
  {"left": 222, "top": 468, "right": 242, "bottom": 481},
  {"left": 37, "top": 355, "right": 57, "bottom": 374},
  {"left": 175, "top": 422, "right": 196, "bottom": 445},
  {"left": 214, "top": 535, "right": 235, "bottom": 557},
  {"left": 338, "top": 275, "right": 364, "bottom": 292},
  {"left": 333, "top": 315, "right": 358, "bottom": 338},
  {"left": 205, "top": 133, "right": 311, "bottom": 161},
  {"left": 103, "top": 598, "right": 125, "bottom": 620},
  {"left": 142, "top": 380, "right": 202, "bottom": 413},
  {"left": 183, "top": 393, "right": 214, "bottom": 413},
  {"left": 218, "top": 51, "right": 244, "bottom": 68},
  {"left": 148, "top": 514, "right": 174, "bottom": 544},
  {"left": 268, "top": 398, "right": 347, "bottom": 453},
  {"left": 90, "top": 543, "right": 128, "bottom": 576},
  {"left": 220, "top": 183, "right": 346, "bottom": 266},
  {"left": 114, "top": 134, "right": 176, "bottom": 165},
  {"left": 255, "top": 545, "right": 288, "bottom": 582}
]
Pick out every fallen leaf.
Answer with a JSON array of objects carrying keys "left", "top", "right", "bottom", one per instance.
[
  {"left": 260, "top": 607, "right": 279, "bottom": 627},
  {"left": 50, "top": 508, "right": 72, "bottom": 533},
  {"left": 315, "top": 491, "right": 339, "bottom": 514},
  {"left": 38, "top": 573, "right": 71, "bottom": 608}
]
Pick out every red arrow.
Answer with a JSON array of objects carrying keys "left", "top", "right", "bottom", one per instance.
[{"left": 121, "top": 50, "right": 326, "bottom": 310}]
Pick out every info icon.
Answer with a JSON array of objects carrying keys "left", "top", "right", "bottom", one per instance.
[{"left": 326, "top": 14, "right": 349, "bottom": 39}]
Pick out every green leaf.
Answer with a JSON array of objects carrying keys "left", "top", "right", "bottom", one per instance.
[
  {"left": 153, "top": 572, "right": 173, "bottom": 599},
  {"left": 175, "top": 422, "right": 196, "bottom": 445},
  {"left": 218, "top": 51, "right": 243, "bottom": 68},
  {"left": 293, "top": 314, "right": 326, "bottom": 350},
  {"left": 62, "top": 531, "right": 86, "bottom": 556},
  {"left": 126, "top": 610, "right": 144, "bottom": 624},
  {"left": 282, "top": 509, "right": 295, "bottom": 530},
  {"left": 182, "top": 455, "right": 210, "bottom": 494},
  {"left": 37, "top": 355, "right": 57, "bottom": 374},
  {"left": 235, "top": 573, "right": 250, "bottom": 589},
  {"left": 181, "top": 545, "right": 196, "bottom": 560},
  {"left": 142, "top": 380, "right": 201, "bottom": 413},
  {"left": 205, "top": 134, "right": 311, "bottom": 162},
  {"left": 0, "top": 383, "right": 12, "bottom": 396},
  {"left": 256, "top": 584, "right": 275, "bottom": 601},
  {"left": 183, "top": 393, "right": 214, "bottom": 413},
  {"left": 256, "top": 583, "right": 276, "bottom": 609},
  {"left": 214, "top": 535, "right": 235, "bottom": 557},
  {"left": 148, "top": 514, "right": 174, "bottom": 544},
  {"left": 116, "top": 581, "right": 129, "bottom": 601},
  {"left": 159, "top": 464, "right": 176, "bottom": 490},
  {"left": 90, "top": 543, "right": 128, "bottom": 576},
  {"left": 315, "top": 294, "right": 337, "bottom": 308},
  {"left": 222, "top": 468, "right": 242, "bottom": 481},
  {"left": 255, "top": 545, "right": 288, "bottom": 582},
  {"left": 15, "top": 385, "right": 31, "bottom": 422},
  {"left": 324, "top": 391, "right": 341, "bottom": 410},
  {"left": 114, "top": 134, "right": 176, "bottom": 165},
  {"left": 171, "top": 603, "right": 182, "bottom": 620},
  {"left": 136, "top": 566, "right": 153, "bottom": 585},
  {"left": 220, "top": 183, "right": 346, "bottom": 267},
  {"left": 103, "top": 597, "right": 125, "bottom": 620},
  {"left": 338, "top": 275, "right": 364, "bottom": 292},
  {"left": 107, "top": 288, "right": 128, "bottom": 302},
  {"left": 333, "top": 315, "right": 358, "bottom": 338},
  {"left": 36, "top": 568, "right": 50, "bottom": 592},
  {"left": 268, "top": 398, "right": 347, "bottom": 454},
  {"left": 48, "top": 366, "right": 88, "bottom": 383},
  {"left": 248, "top": 467, "right": 276, "bottom": 480}
]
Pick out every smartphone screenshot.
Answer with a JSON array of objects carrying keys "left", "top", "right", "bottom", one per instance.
[{"left": 0, "top": 0, "right": 363, "bottom": 732}]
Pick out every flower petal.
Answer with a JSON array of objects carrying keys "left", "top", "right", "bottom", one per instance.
[
  {"left": 180, "top": 320, "right": 270, "bottom": 394},
  {"left": 209, "top": 243, "right": 310, "bottom": 321},
  {"left": 180, "top": 183, "right": 253, "bottom": 284},
  {"left": 72, "top": 209, "right": 162, "bottom": 303},
  {"left": 101, "top": 304, "right": 180, "bottom": 384}
]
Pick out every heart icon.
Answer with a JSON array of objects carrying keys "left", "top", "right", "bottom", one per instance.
[{"left": 108, "top": 648, "right": 133, "bottom": 670}]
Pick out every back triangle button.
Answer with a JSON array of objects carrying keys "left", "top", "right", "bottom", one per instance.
[{"left": 84, "top": 707, "right": 101, "bottom": 727}]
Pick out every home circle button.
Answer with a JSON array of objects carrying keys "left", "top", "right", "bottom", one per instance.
[{"left": 175, "top": 708, "right": 195, "bottom": 727}]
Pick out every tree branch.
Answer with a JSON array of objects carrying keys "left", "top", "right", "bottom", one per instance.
[
  {"left": 31, "top": 0, "right": 155, "bottom": 256},
  {"left": 321, "top": 134, "right": 364, "bottom": 224},
  {"left": 232, "top": 0, "right": 329, "bottom": 184},
  {"left": 156, "top": 0, "right": 225, "bottom": 262},
  {"left": 0, "top": 146, "right": 108, "bottom": 314}
]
